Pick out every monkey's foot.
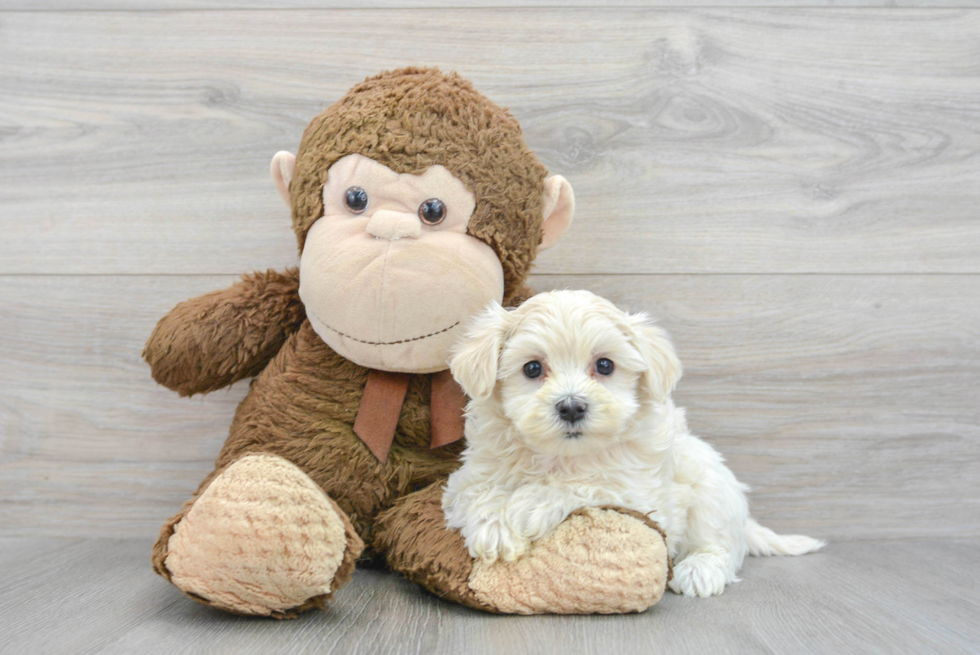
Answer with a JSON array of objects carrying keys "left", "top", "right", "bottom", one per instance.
[
  {"left": 468, "top": 507, "right": 670, "bottom": 614},
  {"left": 376, "top": 485, "right": 670, "bottom": 614},
  {"left": 153, "top": 453, "right": 364, "bottom": 618}
]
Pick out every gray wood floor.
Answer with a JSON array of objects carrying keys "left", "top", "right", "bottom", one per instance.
[
  {"left": 1, "top": 538, "right": 977, "bottom": 655},
  {"left": 2, "top": 2, "right": 979, "bottom": 653}
]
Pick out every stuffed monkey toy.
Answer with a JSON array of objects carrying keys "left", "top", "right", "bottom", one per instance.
[{"left": 145, "top": 68, "right": 671, "bottom": 617}]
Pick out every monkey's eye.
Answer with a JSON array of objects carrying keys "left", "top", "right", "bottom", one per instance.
[
  {"left": 523, "top": 361, "right": 543, "bottom": 379},
  {"left": 344, "top": 186, "right": 368, "bottom": 214},
  {"left": 595, "top": 358, "right": 615, "bottom": 376},
  {"left": 419, "top": 198, "right": 446, "bottom": 225}
]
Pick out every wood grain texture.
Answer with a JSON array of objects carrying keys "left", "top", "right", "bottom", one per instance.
[
  {"left": 1, "top": 537, "right": 977, "bottom": 654},
  {"left": 1, "top": 274, "right": 977, "bottom": 540},
  {"left": 2, "top": 9, "right": 979, "bottom": 274},
  {"left": 6, "top": 0, "right": 980, "bottom": 8}
]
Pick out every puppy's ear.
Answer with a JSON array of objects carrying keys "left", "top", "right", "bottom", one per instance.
[
  {"left": 448, "top": 302, "right": 512, "bottom": 401},
  {"left": 627, "top": 313, "right": 682, "bottom": 403}
]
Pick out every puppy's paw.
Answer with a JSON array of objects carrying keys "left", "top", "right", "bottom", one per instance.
[
  {"left": 668, "top": 552, "right": 733, "bottom": 598},
  {"left": 505, "top": 502, "right": 571, "bottom": 545},
  {"left": 466, "top": 520, "right": 530, "bottom": 564}
]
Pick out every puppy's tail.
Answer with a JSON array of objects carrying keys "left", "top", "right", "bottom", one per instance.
[{"left": 745, "top": 518, "right": 825, "bottom": 557}]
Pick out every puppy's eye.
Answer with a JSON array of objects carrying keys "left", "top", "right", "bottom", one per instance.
[
  {"left": 419, "top": 198, "right": 446, "bottom": 225},
  {"left": 345, "top": 186, "right": 368, "bottom": 214},
  {"left": 523, "top": 361, "right": 543, "bottom": 379},
  {"left": 595, "top": 358, "right": 615, "bottom": 376}
]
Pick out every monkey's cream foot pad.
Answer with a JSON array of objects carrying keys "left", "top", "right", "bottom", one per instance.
[
  {"left": 468, "top": 507, "right": 670, "bottom": 614},
  {"left": 164, "top": 454, "right": 350, "bottom": 616}
]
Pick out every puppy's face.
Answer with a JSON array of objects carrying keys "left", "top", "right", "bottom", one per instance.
[{"left": 449, "top": 290, "right": 682, "bottom": 457}]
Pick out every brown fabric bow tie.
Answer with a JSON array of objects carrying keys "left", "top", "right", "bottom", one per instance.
[{"left": 353, "top": 369, "right": 466, "bottom": 463}]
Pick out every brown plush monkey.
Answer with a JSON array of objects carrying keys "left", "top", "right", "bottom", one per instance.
[{"left": 145, "top": 68, "right": 670, "bottom": 618}]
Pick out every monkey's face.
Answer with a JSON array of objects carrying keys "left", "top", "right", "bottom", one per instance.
[{"left": 298, "top": 154, "right": 505, "bottom": 373}]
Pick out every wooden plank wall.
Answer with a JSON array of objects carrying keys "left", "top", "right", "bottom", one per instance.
[{"left": 1, "top": 6, "right": 978, "bottom": 541}]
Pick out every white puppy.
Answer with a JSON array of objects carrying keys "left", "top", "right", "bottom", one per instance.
[{"left": 443, "top": 290, "right": 823, "bottom": 598}]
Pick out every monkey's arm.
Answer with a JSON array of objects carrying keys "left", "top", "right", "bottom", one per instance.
[{"left": 143, "top": 267, "right": 305, "bottom": 396}]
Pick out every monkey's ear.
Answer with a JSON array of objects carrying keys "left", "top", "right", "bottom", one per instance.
[
  {"left": 539, "top": 175, "right": 575, "bottom": 252},
  {"left": 271, "top": 151, "right": 296, "bottom": 206},
  {"left": 448, "top": 302, "right": 512, "bottom": 401}
]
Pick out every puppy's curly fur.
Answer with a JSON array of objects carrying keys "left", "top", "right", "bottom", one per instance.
[{"left": 444, "top": 290, "right": 824, "bottom": 597}]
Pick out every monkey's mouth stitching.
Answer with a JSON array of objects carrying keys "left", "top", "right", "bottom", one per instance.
[{"left": 314, "top": 317, "right": 460, "bottom": 346}]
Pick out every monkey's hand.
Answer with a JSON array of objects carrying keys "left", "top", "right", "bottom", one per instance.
[{"left": 143, "top": 268, "right": 305, "bottom": 396}]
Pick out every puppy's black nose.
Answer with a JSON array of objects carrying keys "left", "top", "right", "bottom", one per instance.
[{"left": 556, "top": 398, "right": 588, "bottom": 424}]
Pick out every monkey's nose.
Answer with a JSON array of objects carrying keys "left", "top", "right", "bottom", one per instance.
[
  {"left": 365, "top": 210, "right": 422, "bottom": 240},
  {"left": 556, "top": 398, "right": 588, "bottom": 424}
]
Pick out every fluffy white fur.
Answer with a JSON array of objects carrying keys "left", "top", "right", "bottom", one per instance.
[{"left": 443, "top": 290, "right": 824, "bottom": 598}]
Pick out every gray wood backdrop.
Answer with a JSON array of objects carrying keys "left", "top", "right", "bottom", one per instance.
[{"left": 1, "top": 4, "right": 978, "bottom": 548}]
